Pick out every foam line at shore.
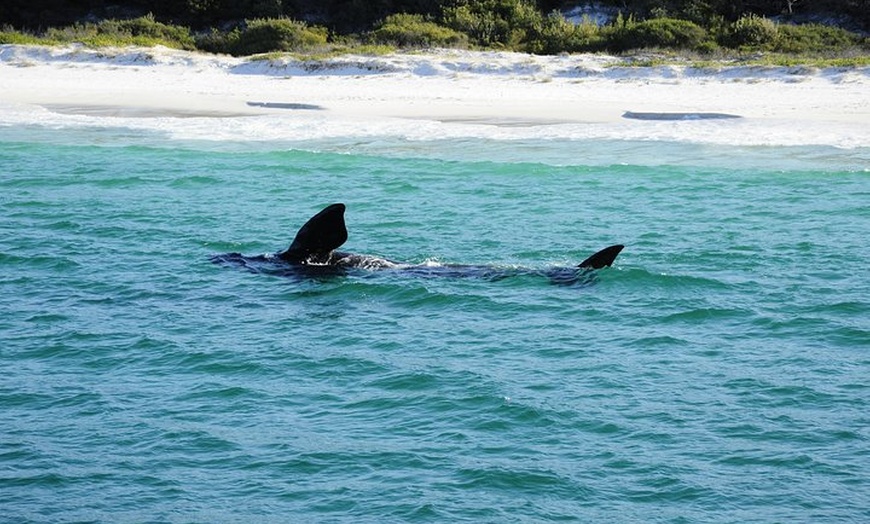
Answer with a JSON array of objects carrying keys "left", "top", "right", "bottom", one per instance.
[{"left": 1, "top": 44, "right": 868, "bottom": 150}]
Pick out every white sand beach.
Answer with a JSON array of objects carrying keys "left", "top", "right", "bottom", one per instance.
[{"left": 1, "top": 44, "right": 868, "bottom": 148}]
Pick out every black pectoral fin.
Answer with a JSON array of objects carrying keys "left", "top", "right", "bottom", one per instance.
[
  {"left": 279, "top": 203, "right": 348, "bottom": 262},
  {"left": 578, "top": 244, "right": 624, "bottom": 269}
]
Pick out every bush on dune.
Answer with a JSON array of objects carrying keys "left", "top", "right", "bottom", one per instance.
[
  {"left": 41, "top": 14, "right": 195, "bottom": 49},
  {"left": 717, "top": 14, "right": 866, "bottom": 54},
  {"left": 1, "top": 3, "right": 867, "bottom": 59},
  {"left": 231, "top": 18, "right": 328, "bottom": 56},
  {"left": 773, "top": 23, "right": 863, "bottom": 54},
  {"left": 604, "top": 16, "right": 708, "bottom": 53},
  {"left": 194, "top": 28, "right": 242, "bottom": 55},
  {"left": 0, "top": 28, "right": 46, "bottom": 44},
  {"left": 441, "top": 0, "right": 542, "bottom": 49},
  {"left": 720, "top": 14, "right": 779, "bottom": 49},
  {"left": 370, "top": 13, "right": 467, "bottom": 48},
  {"left": 99, "top": 15, "right": 195, "bottom": 48},
  {"left": 523, "top": 12, "right": 598, "bottom": 54}
]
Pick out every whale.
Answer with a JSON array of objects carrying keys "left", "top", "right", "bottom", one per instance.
[{"left": 211, "top": 203, "right": 624, "bottom": 285}]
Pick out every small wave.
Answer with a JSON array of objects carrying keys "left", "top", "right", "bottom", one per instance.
[
  {"left": 337, "top": 279, "right": 502, "bottom": 312},
  {"left": 168, "top": 175, "right": 221, "bottom": 187},
  {"left": 626, "top": 335, "right": 691, "bottom": 349},
  {"left": 661, "top": 307, "right": 754, "bottom": 324},
  {"left": 722, "top": 379, "right": 844, "bottom": 411},
  {"left": 618, "top": 267, "right": 732, "bottom": 291}
]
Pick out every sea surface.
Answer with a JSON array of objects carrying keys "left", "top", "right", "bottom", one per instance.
[{"left": 1, "top": 118, "right": 869, "bottom": 523}]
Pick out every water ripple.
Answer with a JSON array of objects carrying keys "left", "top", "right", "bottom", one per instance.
[{"left": 2, "top": 136, "right": 869, "bottom": 522}]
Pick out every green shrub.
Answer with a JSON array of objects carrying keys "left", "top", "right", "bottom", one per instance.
[
  {"left": 774, "top": 23, "right": 860, "bottom": 54},
  {"left": 370, "top": 13, "right": 467, "bottom": 48},
  {"left": 441, "top": 0, "right": 543, "bottom": 49},
  {"left": 605, "top": 17, "right": 707, "bottom": 52},
  {"left": 523, "top": 12, "right": 577, "bottom": 54},
  {"left": 0, "top": 29, "right": 45, "bottom": 45},
  {"left": 520, "top": 12, "right": 608, "bottom": 54},
  {"left": 40, "top": 15, "right": 195, "bottom": 49},
  {"left": 232, "top": 18, "right": 328, "bottom": 56},
  {"left": 568, "top": 16, "right": 608, "bottom": 51},
  {"left": 41, "top": 22, "right": 86, "bottom": 42},
  {"left": 694, "top": 40, "right": 720, "bottom": 55},
  {"left": 98, "top": 14, "right": 195, "bottom": 49},
  {"left": 194, "top": 27, "right": 242, "bottom": 55},
  {"left": 722, "top": 15, "right": 778, "bottom": 49}
]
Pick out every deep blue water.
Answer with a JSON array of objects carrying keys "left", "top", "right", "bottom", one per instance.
[{"left": 1, "top": 125, "right": 869, "bottom": 523}]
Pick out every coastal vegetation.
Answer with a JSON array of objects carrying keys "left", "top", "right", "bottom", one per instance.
[{"left": 0, "top": 1, "right": 867, "bottom": 60}]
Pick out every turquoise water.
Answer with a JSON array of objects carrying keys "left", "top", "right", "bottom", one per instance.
[{"left": 1, "top": 125, "right": 869, "bottom": 523}]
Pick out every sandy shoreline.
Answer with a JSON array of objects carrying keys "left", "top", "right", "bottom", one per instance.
[{"left": 1, "top": 44, "right": 868, "bottom": 147}]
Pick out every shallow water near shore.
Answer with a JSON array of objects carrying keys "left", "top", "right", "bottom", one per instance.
[{"left": 1, "top": 122, "right": 869, "bottom": 522}]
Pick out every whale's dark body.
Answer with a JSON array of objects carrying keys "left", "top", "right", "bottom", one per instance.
[{"left": 211, "top": 203, "right": 624, "bottom": 286}]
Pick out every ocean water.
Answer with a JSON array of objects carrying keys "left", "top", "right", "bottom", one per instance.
[{"left": 1, "top": 116, "right": 869, "bottom": 523}]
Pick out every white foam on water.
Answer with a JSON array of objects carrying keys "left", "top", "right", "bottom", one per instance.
[{"left": 1, "top": 44, "right": 868, "bottom": 155}]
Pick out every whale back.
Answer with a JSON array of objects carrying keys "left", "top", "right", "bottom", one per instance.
[{"left": 278, "top": 203, "right": 348, "bottom": 263}]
